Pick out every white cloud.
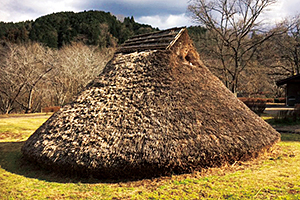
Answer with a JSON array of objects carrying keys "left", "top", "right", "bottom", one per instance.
[
  {"left": 0, "top": 0, "right": 82, "bottom": 22},
  {"left": 0, "top": 0, "right": 189, "bottom": 24},
  {"left": 137, "top": 13, "right": 193, "bottom": 29},
  {"left": 261, "top": 0, "right": 300, "bottom": 25}
]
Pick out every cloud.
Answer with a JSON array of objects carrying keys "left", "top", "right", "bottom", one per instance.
[
  {"left": 281, "top": 0, "right": 300, "bottom": 16},
  {"left": 0, "top": 0, "right": 82, "bottom": 22},
  {"left": 137, "top": 13, "right": 193, "bottom": 29},
  {"left": 0, "top": 0, "right": 191, "bottom": 29},
  {"left": 261, "top": 0, "right": 300, "bottom": 25},
  {"left": 77, "top": 0, "right": 188, "bottom": 17}
]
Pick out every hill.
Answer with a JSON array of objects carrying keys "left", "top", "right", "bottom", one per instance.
[{"left": 0, "top": 10, "right": 158, "bottom": 48}]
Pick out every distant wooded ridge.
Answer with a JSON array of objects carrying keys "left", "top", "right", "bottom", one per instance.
[
  {"left": 0, "top": 10, "right": 207, "bottom": 49},
  {"left": 0, "top": 10, "right": 158, "bottom": 48}
]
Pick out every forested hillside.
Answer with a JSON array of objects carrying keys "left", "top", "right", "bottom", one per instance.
[{"left": 0, "top": 10, "right": 157, "bottom": 48}]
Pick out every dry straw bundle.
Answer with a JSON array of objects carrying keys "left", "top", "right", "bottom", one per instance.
[{"left": 22, "top": 28, "right": 280, "bottom": 179}]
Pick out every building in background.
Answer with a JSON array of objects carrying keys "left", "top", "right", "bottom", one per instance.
[{"left": 277, "top": 74, "right": 300, "bottom": 106}]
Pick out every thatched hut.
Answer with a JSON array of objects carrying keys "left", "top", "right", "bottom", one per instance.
[{"left": 22, "top": 27, "right": 280, "bottom": 179}]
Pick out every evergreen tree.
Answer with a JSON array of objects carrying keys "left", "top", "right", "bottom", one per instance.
[{"left": 0, "top": 10, "right": 157, "bottom": 48}]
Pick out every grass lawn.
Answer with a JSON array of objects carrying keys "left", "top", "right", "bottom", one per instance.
[{"left": 0, "top": 114, "right": 300, "bottom": 199}]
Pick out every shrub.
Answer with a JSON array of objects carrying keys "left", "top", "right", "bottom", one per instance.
[
  {"left": 42, "top": 106, "right": 61, "bottom": 113},
  {"left": 265, "top": 98, "right": 274, "bottom": 103},
  {"left": 272, "top": 104, "right": 300, "bottom": 125},
  {"left": 294, "top": 104, "right": 300, "bottom": 119},
  {"left": 238, "top": 98, "right": 266, "bottom": 116},
  {"left": 274, "top": 98, "right": 286, "bottom": 103}
]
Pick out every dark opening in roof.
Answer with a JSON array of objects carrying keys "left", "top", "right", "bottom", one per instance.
[{"left": 116, "top": 27, "right": 186, "bottom": 54}]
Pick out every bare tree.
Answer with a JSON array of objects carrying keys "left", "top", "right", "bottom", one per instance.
[
  {"left": 0, "top": 42, "right": 56, "bottom": 114},
  {"left": 188, "top": 0, "right": 280, "bottom": 94},
  {"left": 268, "top": 16, "right": 300, "bottom": 76},
  {"left": 0, "top": 41, "right": 114, "bottom": 114},
  {"left": 49, "top": 43, "right": 114, "bottom": 106}
]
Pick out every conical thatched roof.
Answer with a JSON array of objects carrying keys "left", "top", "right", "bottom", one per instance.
[{"left": 22, "top": 28, "right": 280, "bottom": 179}]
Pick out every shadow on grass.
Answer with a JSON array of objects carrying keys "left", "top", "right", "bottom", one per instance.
[
  {"left": 266, "top": 118, "right": 300, "bottom": 127},
  {"left": 281, "top": 133, "right": 300, "bottom": 142},
  {"left": 0, "top": 141, "right": 139, "bottom": 184}
]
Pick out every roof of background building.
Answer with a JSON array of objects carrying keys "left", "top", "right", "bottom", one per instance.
[{"left": 276, "top": 74, "right": 300, "bottom": 86}]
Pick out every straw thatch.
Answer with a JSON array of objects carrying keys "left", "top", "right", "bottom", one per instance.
[
  {"left": 116, "top": 27, "right": 185, "bottom": 53},
  {"left": 22, "top": 28, "right": 280, "bottom": 179}
]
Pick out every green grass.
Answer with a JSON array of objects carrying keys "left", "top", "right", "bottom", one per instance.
[
  {"left": 267, "top": 118, "right": 300, "bottom": 127},
  {"left": 0, "top": 114, "right": 50, "bottom": 142},
  {"left": 264, "top": 111, "right": 300, "bottom": 127},
  {"left": 0, "top": 114, "right": 300, "bottom": 199}
]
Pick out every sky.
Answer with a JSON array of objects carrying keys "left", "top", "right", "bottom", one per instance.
[{"left": 0, "top": 0, "right": 299, "bottom": 29}]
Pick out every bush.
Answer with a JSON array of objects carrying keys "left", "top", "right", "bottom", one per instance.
[
  {"left": 238, "top": 98, "right": 266, "bottom": 116},
  {"left": 294, "top": 104, "right": 300, "bottom": 119},
  {"left": 265, "top": 98, "right": 274, "bottom": 103},
  {"left": 272, "top": 104, "right": 300, "bottom": 125},
  {"left": 42, "top": 106, "right": 61, "bottom": 113},
  {"left": 274, "top": 98, "right": 286, "bottom": 103}
]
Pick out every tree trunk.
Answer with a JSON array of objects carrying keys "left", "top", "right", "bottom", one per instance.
[{"left": 26, "top": 88, "right": 34, "bottom": 114}]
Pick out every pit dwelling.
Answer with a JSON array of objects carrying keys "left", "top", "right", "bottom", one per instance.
[{"left": 22, "top": 27, "right": 280, "bottom": 179}]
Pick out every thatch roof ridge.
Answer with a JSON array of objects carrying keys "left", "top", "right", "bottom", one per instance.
[
  {"left": 22, "top": 28, "right": 280, "bottom": 179},
  {"left": 116, "top": 27, "right": 186, "bottom": 53}
]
